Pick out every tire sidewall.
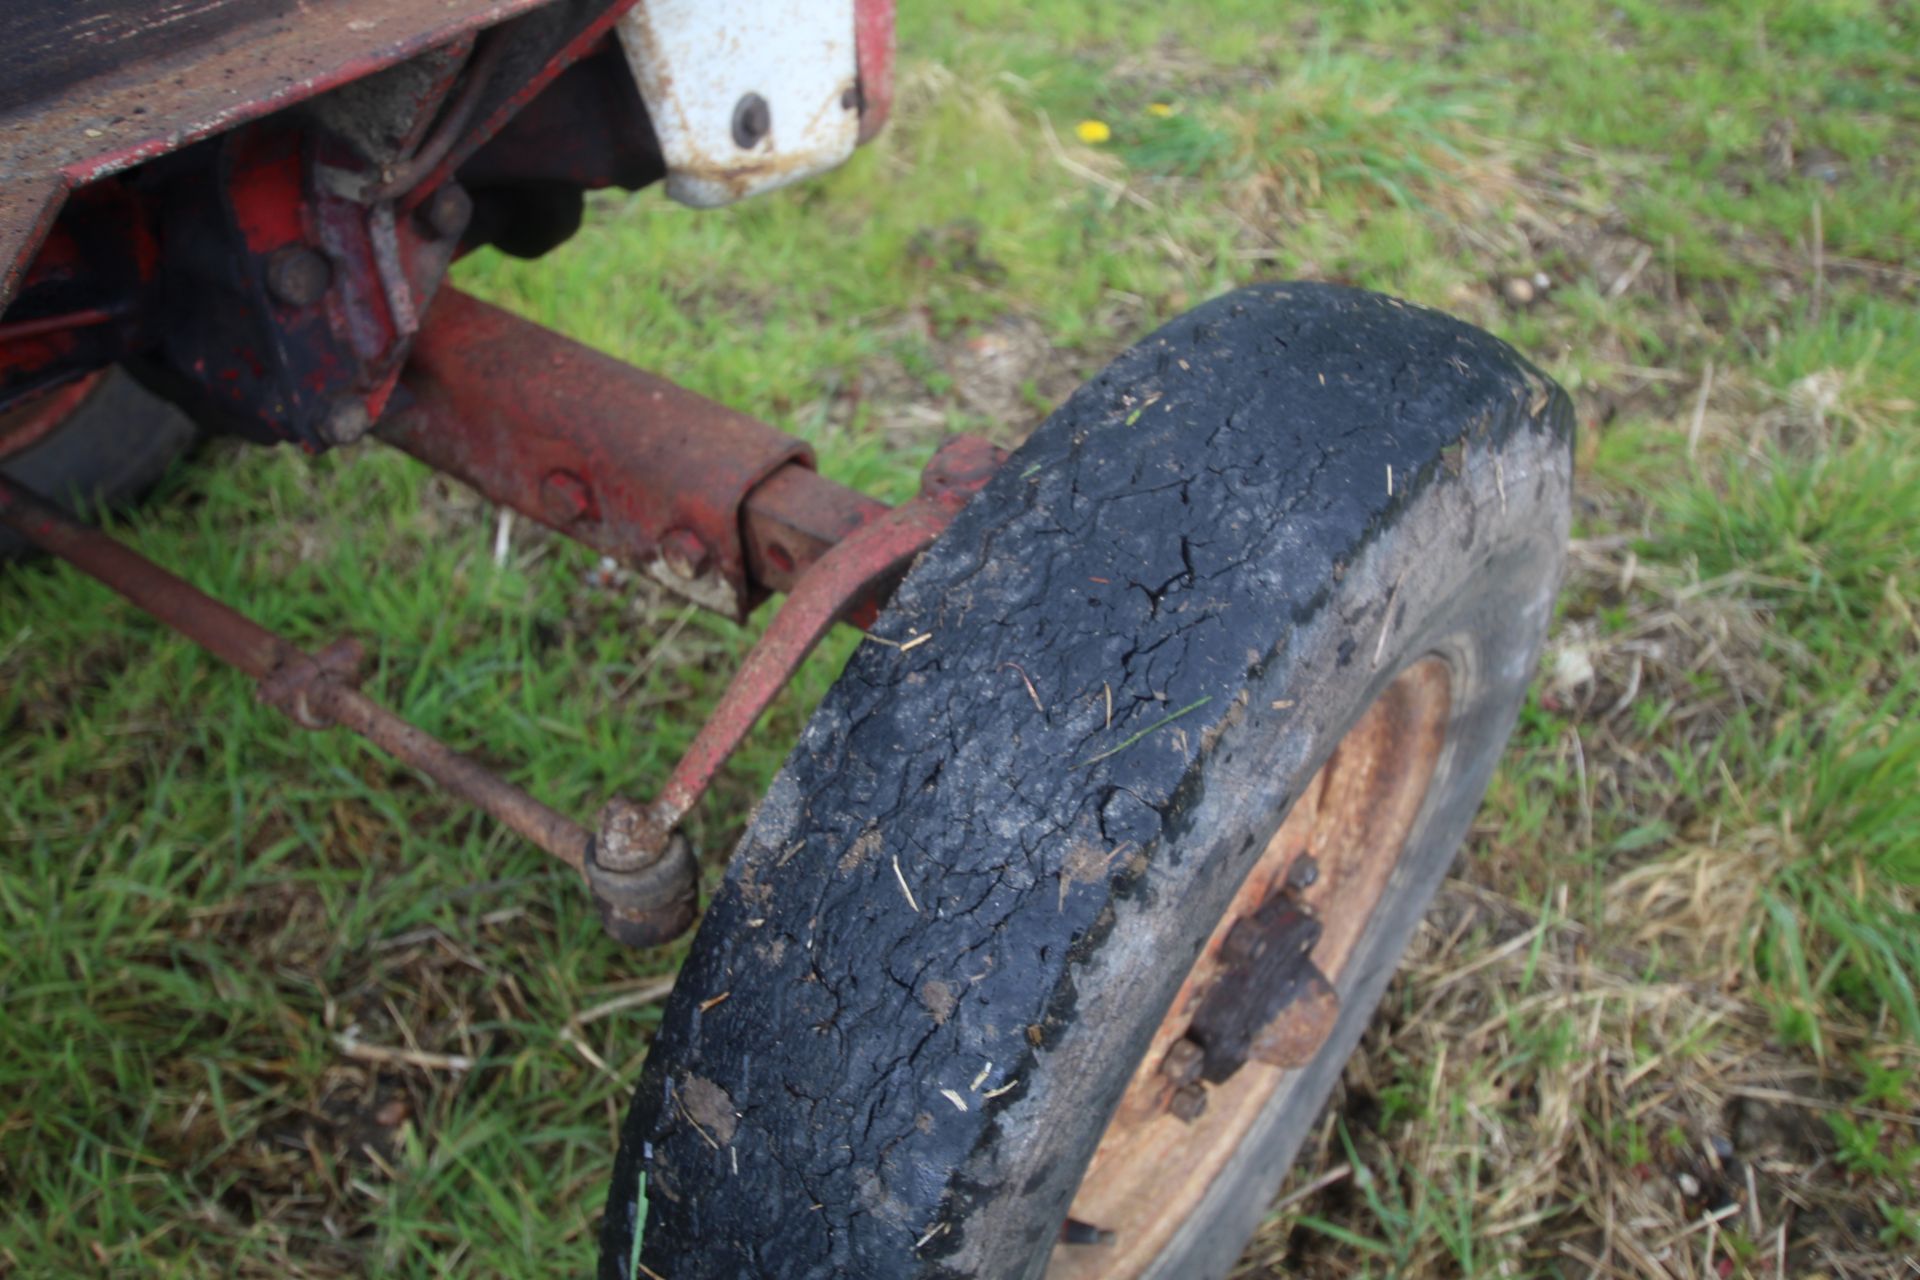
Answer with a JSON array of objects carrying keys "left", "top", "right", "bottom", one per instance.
[
  {"left": 959, "top": 419, "right": 1569, "bottom": 1280},
  {"left": 607, "top": 284, "right": 1574, "bottom": 1280},
  {"left": 1134, "top": 431, "right": 1568, "bottom": 1279}
]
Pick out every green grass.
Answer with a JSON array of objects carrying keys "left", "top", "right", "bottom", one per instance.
[{"left": 4, "top": 0, "right": 1918, "bottom": 1275}]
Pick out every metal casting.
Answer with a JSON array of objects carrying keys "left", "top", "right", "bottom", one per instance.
[
  {"left": 1188, "top": 903, "right": 1330, "bottom": 1077},
  {"left": 616, "top": 0, "right": 862, "bottom": 208}
]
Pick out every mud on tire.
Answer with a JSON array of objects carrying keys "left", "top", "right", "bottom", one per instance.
[{"left": 602, "top": 283, "right": 1573, "bottom": 1280}]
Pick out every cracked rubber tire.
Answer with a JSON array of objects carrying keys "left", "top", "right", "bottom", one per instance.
[
  {"left": 1, "top": 369, "right": 198, "bottom": 560},
  {"left": 602, "top": 283, "right": 1573, "bottom": 1280}
]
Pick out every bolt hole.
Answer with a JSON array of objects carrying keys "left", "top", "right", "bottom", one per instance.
[
  {"left": 732, "top": 93, "right": 772, "bottom": 149},
  {"left": 765, "top": 542, "right": 795, "bottom": 575}
]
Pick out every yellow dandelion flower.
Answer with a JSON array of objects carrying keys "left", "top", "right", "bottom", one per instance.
[
  {"left": 1074, "top": 119, "right": 1112, "bottom": 145},
  {"left": 1146, "top": 103, "right": 1175, "bottom": 118}
]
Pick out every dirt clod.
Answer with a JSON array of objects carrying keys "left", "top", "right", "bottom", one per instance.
[
  {"left": 919, "top": 979, "right": 957, "bottom": 1026},
  {"left": 681, "top": 1075, "right": 739, "bottom": 1146},
  {"left": 839, "top": 826, "right": 882, "bottom": 873}
]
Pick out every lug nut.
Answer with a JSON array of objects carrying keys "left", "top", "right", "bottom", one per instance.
[
  {"left": 417, "top": 183, "right": 473, "bottom": 240},
  {"left": 1168, "top": 1083, "right": 1208, "bottom": 1123},
  {"left": 731, "top": 92, "right": 771, "bottom": 149},
  {"left": 1284, "top": 851, "right": 1320, "bottom": 893},
  {"left": 1160, "top": 1037, "right": 1205, "bottom": 1087},
  {"left": 1059, "top": 1218, "right": 1116, "bottom": 1245},
  {"left": 264, "top": 246, "right": 331, "bottom": 308}
]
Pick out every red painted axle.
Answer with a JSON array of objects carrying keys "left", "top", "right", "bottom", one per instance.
[{"left": 384, "top": 288, "right": 895, "bottom": 620}]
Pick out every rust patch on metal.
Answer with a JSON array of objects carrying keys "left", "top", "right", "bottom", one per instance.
[
  {"left": 1247, "top": 971, "right": 1340, "bottom": 1070},
  {"left": 1052, "top": 657, "right": 1452, "bottom": 1280},
  {"left": 384, "top": 287, "right": 812, "bottom": 621}
]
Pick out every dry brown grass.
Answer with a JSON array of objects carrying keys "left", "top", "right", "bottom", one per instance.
[
  {"left": 1244, "top": 872, "right": 1915, "bottom": 1277},
  {"left": 1234, "top": 362, "right": 1919, "bottom": 1275}
]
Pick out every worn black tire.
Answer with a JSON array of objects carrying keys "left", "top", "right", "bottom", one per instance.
[
  {"left": 0, "top": 369, "right": 198, "bottom": 559},
  {"left": 602, "top": 283, "right": 1573, "bottom": 1280}
]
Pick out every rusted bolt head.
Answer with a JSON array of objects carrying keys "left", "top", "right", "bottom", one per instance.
[
  {"left": 1249, "top": 974, "right": 1341, "bottom": 1071},
  {"left": 661, "top": 528, "right": 711, "bottom": 580},
  {"left": 1168, "top": 1083, "right": 1208, "bottom": 1123},
  {"left": 417, "top": 183, "right": 473, "bottom": 240},
  {"left": 595, "top": 796, "right": 677, "bottom": 873},
  {"left": 1284, "top": 852, "right": 1320, "bottom": 893},
  {"left": 1160, "top": 1037, "right": 1206, "bottom": 1087},
  {"left": 539, "top": 469, "right": 592, "bottom": 526},
  {"left": 731, "top": 93, "right": 772, "bottom": 149},
  {"left": 919, "top": 434, "right": 1008, "bottom": 507},
  {"left": 264, "top": 246, "right": 331, "bottom": 308},
  {"left": 1219, "top": 916, "right": 1266, "bottom": 967}
]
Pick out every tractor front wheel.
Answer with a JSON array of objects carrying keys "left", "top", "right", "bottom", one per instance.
[{"left": 603, "top": 283, "right": 1573, "bottom": 1280}]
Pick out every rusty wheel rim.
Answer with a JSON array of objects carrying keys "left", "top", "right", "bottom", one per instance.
[{"left": 1047, "top": 656, "right": 1452, "bottom": 1278}]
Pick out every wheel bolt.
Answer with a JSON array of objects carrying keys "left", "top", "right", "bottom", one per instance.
[
  {"left": 265, "top": 246, "right": 331, "bottom": 308},
  {"left": 1284, "top": 851, "right": 1320, "bottom": 893},
  {"left": 417, "top": 184, "right": 473, "bottom": 241},
  {"left": 1168, "top": 1083, "right": 1208, "bottom": 1123},
  {"left": 1160, "top": 1037, "right": 1205, "bottom": 1087},
  {"left": 1059, "top": 1218, "right": 1116, "bottom": 1245},
  {"left": 731, "top": 92, "right": 771, "bottom": 149}
]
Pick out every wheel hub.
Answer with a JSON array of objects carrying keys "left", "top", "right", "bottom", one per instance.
[{"left": 1049, "top": 656, "right": 1453, "bottom": 1279}]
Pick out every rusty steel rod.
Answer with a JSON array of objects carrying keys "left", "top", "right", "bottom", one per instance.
[
  {"left": 621, "top": 495, "right": 955, "bottom": 861},
  {"left": 592, "top": 434, "right": 1006, "bottom": 873},
  {"left": 309, "top": 680, "right": 592, "bottom": 872},
  {"left": 0, "top": 474, "right": 593, "bottom": 875}
]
